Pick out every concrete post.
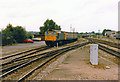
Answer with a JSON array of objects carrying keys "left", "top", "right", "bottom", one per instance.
[
  {"left": 57, "top": 42, "right": 58, "bottom": 48},
  {"left": 90, "top": 44, "right": 98, "bottom": 65}
]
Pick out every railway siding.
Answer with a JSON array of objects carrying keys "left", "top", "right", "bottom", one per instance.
[
  {"left": 96, "top": 43, "right": 119, "bottom": 53},
  {"left": 2, "top": 39, "right": 89, "bottom": 80},
  {"left": 87, "top": 38, "right": 120, "bottom": 49},
  {"left": 1, "top": 38, "right": 119, "bottom": 80}
]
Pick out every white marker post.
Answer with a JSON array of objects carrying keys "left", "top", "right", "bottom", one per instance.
[
  {"left": 57, "top": 42, "right": 58, "bottom": 48},
  {"left": 90, "top": 44, "right": 98, "bottom": 65}
]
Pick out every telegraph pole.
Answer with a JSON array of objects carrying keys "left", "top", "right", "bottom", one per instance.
[
  {"left": 70, "top": 24, "right": 72, "bottom": 32},
  {"left": 98, "top": 30, "right": 100, "bottom": 33},
  {"left": 73, "top": 28, "right": 75, "bottom": 33}
]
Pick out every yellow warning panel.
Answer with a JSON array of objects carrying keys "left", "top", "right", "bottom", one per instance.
[{"left": 65, "top": 32, "right": 66, "bottom": 40}]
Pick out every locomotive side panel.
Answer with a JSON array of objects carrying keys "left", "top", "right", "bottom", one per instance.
[
  {"left": 66, "top": 32, "right": 72, "bottom": 40},
  {"left": 65, "top": 32, "right": 78, "bottom": 40},
  {"left": 57, "top": 32, "right": 65, "bottom": 41}
]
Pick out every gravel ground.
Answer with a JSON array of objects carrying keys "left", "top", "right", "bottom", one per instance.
[
  {"left": 35, "top": 45, "right": 119, "bottom": 80},
  {"left": 2, "top": 41, "right": 45, "bottom": 57}
]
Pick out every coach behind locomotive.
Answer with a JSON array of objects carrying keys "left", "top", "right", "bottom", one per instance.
[{"left": 45, "top": 30, "right": 78, "bottom": 46}]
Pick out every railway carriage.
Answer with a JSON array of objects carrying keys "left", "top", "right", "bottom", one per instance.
[{"left": 45, "top": 30, "right": 78, "bottom": 46}]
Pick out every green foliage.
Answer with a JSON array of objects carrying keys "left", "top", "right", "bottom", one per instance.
[
  {"left": 40, "top": 26, "right": 45, "bottom": 34},
  {"left": 91, "top": 34, "right": 96, "bottom": 38},
  {"left": 85, "top": 32, "right": 88, "bottom": 34},
  {"left": 117, "top": 31, "right": 120, "bottom": 34},
  {"left": 12, "top": 26, "right": 26, "bottom": 43},
  {"left": 2, "top": 24, "right": 27, "bottom": 46},
  {"left": 91, "top": 31, "right": 95, "bottom": 34},
  {"left": 2, "top": 24, "right": 15, "bottom": 45},
  {"left": 55, "top": 25, "right": 61, "bottom": 30},
  {"left": 95, "top": 33, "right": 100, "bottom": 35},
  {"left": 39, "top": 19, "right": 61, "bottom": 34},
  {"left": 26, "top": 33, "right": 33, "bottom": 39},
  {"left": 79, "top": 32, "right": 83, "bottom": 34},
  {"left": 102, "top": 29, "right": 111, "bottom": 36}
]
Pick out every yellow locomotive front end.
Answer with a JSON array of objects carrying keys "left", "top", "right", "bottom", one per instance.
[{"left": 45, "top": 31, "right": 57, "bottom": 41}]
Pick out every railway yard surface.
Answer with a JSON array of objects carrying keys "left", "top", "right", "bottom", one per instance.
[
  {"left": 2, "top": 41, "right": 45, "bottom": 57},
  {"left": 40, "top": 45, "right": 118, "bottom": 80},
  {"left": 1, "top": 38, "right": 119, "bottom": 81}
]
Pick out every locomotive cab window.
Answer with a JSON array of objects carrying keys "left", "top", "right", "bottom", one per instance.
[
  {"left": 52, "top": 32, "right": 56, "bottom": 35},
  {"left": 49, "top": 32, "right": 51, "bottom": 35},
  {"left": 46, "top": 32, "right": 48, "bottom": 35}
]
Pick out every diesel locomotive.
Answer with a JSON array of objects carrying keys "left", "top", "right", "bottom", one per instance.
[{"left": 45, "top": 30, "right": 78, "bottom": 46}]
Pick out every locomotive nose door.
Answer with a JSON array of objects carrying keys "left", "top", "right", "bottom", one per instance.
[{"left": 45, "top": 31, "right": 57, "bottom": 41}]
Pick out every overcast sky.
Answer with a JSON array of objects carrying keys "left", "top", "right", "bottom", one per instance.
[{"left": 0, "top": 0, "right": 119, "bottom": 33}]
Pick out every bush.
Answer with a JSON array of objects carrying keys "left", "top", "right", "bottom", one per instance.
[
  {"left": 26, "top": 33, "right": 33, "bottom": 39},
  {"left": 2, "top": 24, "right": 27, "bottom": 46}
]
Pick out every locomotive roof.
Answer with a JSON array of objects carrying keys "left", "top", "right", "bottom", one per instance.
[
  {"left": 46, "top": 30, "right": 64, "bottom": 33},
  {"left": 46, "top": 30, "right": 76, "bottom": 33}
]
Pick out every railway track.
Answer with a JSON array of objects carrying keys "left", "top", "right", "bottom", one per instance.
[
  {"left": 98, "top": 44, "right": 120, "bottom": 58},
  {"left": 1, "top": 46, "right": 50, "bottom": 60},
  {"left": 16, "top": 41, "right": 119, "bottom": 81},
  {"left": 1, "top": 46, "right": 51, "bottom": 64},
  {"left": 87, "top": 38, "right": 120, "bottom": 58},
  {"left": 87, "top": 38, "right": 120, "bottom": 49},
  {"left": 1, "top": 46, "right": 51, "bottom": 76},
  {"left": 1, "top": 42, "right": 89, "bottom": 81},
  {"left": 1, "top": 38, "right": 120, "bottom": 81}
]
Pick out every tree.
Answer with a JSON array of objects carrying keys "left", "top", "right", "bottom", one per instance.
[
  {"left": 85, "top": 32, "right": 88, "bottom": 34},
  {"left": 95, "top": 33, "right": 100, "bottom": 35},
  {"left": 39, "top": 19, "right": 61, "bottom": 34},
  {"left": 91, "top": 31, "right": 95, "bottom": 34},
  {"left": 26, "top": 33, "right": 33, "bottom": 39},
  {"left": 55, "top": 25, "right": 61, "bottom": 30},
  {"left": 102, "top": 29, "right": 111, "bottom": 36},
  {"left": 13, "top": 26, "right": 26, "bottom": 43},
  {"left": 117, "top": 31, "right": 120, "bottom": 34},
  {"left": 44, "top": 19, "right": 55, "bottom": 31},
  {"left": 2, "top": 24, "right": 15, "bottom": 45},
  {"left": 2, "top": 24, "right": 27, "bottom": 46},
  {"left": 79, "top": 32, "right": 83, "bottom": 34},
  {"left": 40, "top": 26, "right": 45, "bottom": 34}
]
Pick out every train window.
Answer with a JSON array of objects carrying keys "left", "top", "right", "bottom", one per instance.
[
  {"left": 49, "top": 32, "right": 51, "bottom": 35},
  {"left": 46, "top": 32, "right": 48, "bottom": 35},
  {"left": 52, "top": 33, "right": 55, "bottom": 35}
]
